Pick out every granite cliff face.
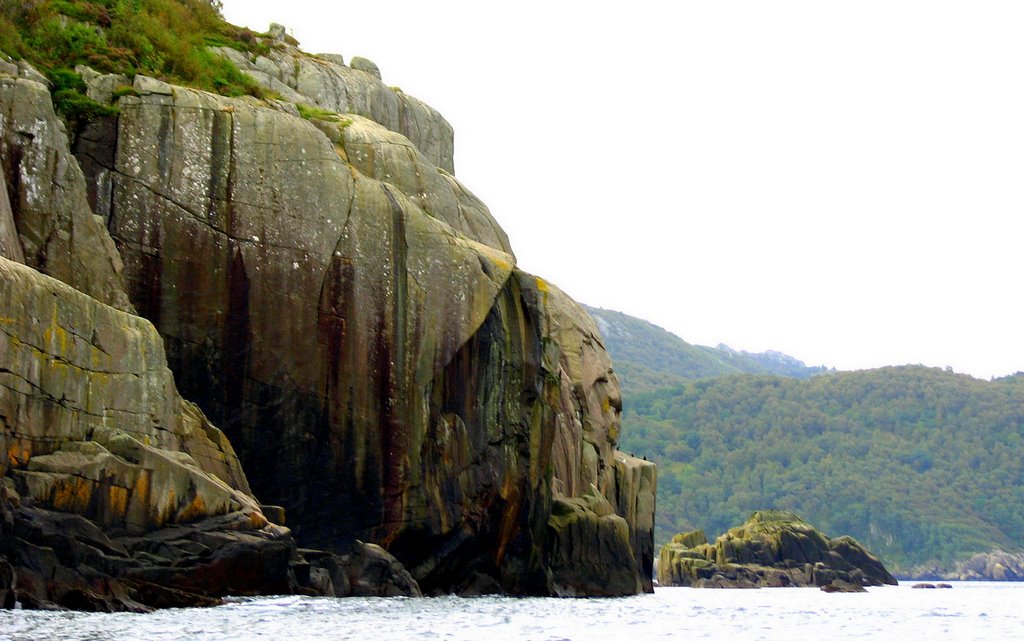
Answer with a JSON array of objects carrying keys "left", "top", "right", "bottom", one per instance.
[
  {"left": 0, "top": 62, "right": 131, "bottom": 311},
  {"left": 0, "top": 24, "right": 654, "bottom": 605}
]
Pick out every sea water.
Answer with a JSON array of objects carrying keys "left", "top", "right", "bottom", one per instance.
[{"left": 2, "top": 582, "right": 1021, "bottom": 641}]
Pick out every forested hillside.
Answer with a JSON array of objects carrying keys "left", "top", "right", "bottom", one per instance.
[
  {"left": 584, "top": 306, "right": 827, "bottom": 392},
  {"left": 618, "top": 366, "right": 1024, "bottom": 573}
]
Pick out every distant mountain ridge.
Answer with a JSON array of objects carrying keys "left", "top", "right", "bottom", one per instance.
[{"left": 584, "top": 306, "right": 828, "bottom": 393}]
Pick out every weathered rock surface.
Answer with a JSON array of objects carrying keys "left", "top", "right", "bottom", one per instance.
[
  {"left": 0, "top": 256, "right": 342, "bottom": 609},
  {"left": 546, "top": 486, "right": 639, "bottom": 596},
  {"left": 0, "top": 21, "right": 654, "bottom": 603},
  {"left": 908, "top": 550, "right": 1024, "bottom": 581},
  {"left": 305, "top": 541, "right": 422, "bottom": 597},
  {"left": 211, "top": 35, "right": 455, "bottom": 174},
  {"left": 333, "top": 113, "right": 512, "bottom": 254},
  {"left": 70, "top": 67, "right": 653, "bottom": 595},
  {"left": 2, "top": 480, "right": 417, "bottom": 610},
  {"left": 658, "top": 511, "right": 897, "bottom": 589},
  {"left": 961, "top": 552, "right": 1022, "bottom": 581},
  {"left": 0, "top": 68, "right": 131, "bottom": 311},
  {"left": 0, "top": 256, "right": 255, "bottom": 521},
  {"left": 538, "top": 282, "right": 656, "bottom": 594},
  {"left": 0, "top": 164, "right": 24, "bottom": 264}
]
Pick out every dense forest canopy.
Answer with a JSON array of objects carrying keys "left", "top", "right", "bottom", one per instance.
[{"left": 618, "top": 365, "right": 1024, "bottom": 572}]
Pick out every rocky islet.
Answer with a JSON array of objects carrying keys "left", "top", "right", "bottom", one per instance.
[{"left": 658, "top": 511, "right": 897, "bottom": 590}]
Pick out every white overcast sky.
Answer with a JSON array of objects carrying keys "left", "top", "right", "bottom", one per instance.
[{"left": 221, "top": 1, "right": 1024, "bottom": 380}]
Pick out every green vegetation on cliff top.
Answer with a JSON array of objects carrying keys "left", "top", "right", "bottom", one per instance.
[{"left": 0, "top": 0, "right": 264, "bottom": 98}]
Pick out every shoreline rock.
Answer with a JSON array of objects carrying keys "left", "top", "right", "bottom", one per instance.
[
  {"left": 658, "top": 511, "right": 897, "bottom": 590},
  {"left": 902, "top": 550, "right": 1024, "bottom": 582}
]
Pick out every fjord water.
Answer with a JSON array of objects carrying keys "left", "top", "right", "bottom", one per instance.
[{"left": 3, "top": 582, "right": 1021, "bottom": 641}]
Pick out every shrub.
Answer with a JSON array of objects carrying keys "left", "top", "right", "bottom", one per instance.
[
  {"left": 47, "top": 66, "right": 117, "bottom": 130},
  {"left": 3, "top": 0, "right": 268, "bottom": 98},
  {"left": 297, "top": 103, "right": 343, "bottom": 122}
]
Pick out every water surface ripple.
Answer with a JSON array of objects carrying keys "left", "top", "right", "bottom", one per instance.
[{"left": 2, "top": 582, "right": 1020, "bottom": 641}]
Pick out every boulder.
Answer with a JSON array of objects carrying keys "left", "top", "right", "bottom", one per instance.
[
  {"left": 659, "top": 511, "right": 897, "bottom": 589},
  {"left": 821, "top": 580, "right": 866, "bottom": 593},
  {"left": 342, "top": 541, "right": 422, "bottom": 597},
  {"left": 349, "top": 57, "right": 382, "bottom": 81}
]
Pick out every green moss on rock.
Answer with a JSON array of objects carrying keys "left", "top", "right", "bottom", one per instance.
[{"left": 659, "top": 511, "right": 897, "bottom": 589}]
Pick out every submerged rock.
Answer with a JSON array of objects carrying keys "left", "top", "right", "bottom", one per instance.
[
  {"left": 658, "top": 511, "right": 897, "bottom": 589},
  {"left": 820, "top": 580, "right": 866, "bottom": 593}
]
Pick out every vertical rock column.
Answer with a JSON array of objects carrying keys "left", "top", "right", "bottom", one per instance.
[
  {"left": 521, "top": 274, "right": 657, "bottom": 595},
  {"left": 0, "top": 67, "right": 131, "bottom": 311}
]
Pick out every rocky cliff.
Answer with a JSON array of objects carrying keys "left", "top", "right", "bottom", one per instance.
[
  {"left": 658, "top": 511, "right": 896, "bottom": 590},
  {"left": 907, "top": 550, "right": 1024, "bottom": 582},
  {"left": 0, "top": 20, "right": 653, "bottom": 605}
]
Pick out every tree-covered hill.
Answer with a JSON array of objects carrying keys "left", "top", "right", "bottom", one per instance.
[
  {"left": 618, "top": 365, "right": 1024, "bottom": 574},
  {"left": 584, "top": 305, "right": 828, "bottom": 393}
]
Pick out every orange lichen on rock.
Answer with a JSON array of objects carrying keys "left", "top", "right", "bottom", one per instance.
[
  {"left": 7, "top": 443, "right": 31, "bottom": 468},
  {"left": 176, "top": 493, "right": 208, "bottom": 524},
  {"left": 107, "top": 483, "right": 129, "bottom": 520},
  {"left": 51, "top": 476, "right": 93, "bottom": 513},
  {"left": 247, "top": 509, "right": 269, "bottom": 529}
]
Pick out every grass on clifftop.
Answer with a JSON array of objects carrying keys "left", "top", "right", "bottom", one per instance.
[
  {"left": 0, "top": 0, "right": 266, "bottom": 98},
  {"left": 296, "top": 103, "right": 340, "bottom": 121}
]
